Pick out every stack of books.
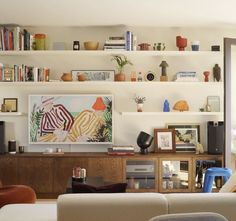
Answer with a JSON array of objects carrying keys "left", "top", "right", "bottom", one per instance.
[
  {"left": 174, "top": 72, "right": 199, "bottom": 82},
  {"left": 103, "top": 36, "right": 126, "bottom": 51},
  {"left": 107, "top": 145, "right": 135, "bottom": 156}
]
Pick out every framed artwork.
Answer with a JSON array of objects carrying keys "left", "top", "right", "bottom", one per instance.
[
  {"left": 167, "top": 124, "right": 200, "bottom": 152},
  {"left": 207, "top": 96, "right": 220, "bottom": 112},
  {"left": 154, "top": 128, "right": 176, "bottom": 153},
  {"left": 29, "top": 94, "right": 113, "bottom": 144},
  {"left": 71, "top": 70, "right": 115, "bottom": 81},
  {"left": 3, "top": 98, "right": 18, "bottom": 112}
]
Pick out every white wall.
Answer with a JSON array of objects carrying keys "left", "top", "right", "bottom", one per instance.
[{"left": 1, "top": 26, "right": 233, "bottom": 153}]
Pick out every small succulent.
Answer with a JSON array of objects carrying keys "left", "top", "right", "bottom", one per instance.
[{"left": 134, "top": 96, "right": 146, "bottom": 104}]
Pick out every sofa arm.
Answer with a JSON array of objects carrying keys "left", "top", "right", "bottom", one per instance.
[{"left": 57, "top": 193, "right": 168, "bottom": 221}]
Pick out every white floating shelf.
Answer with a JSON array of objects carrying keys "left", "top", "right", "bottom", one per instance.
[
  {"left": 120, "top": 111, "right": 223, "bottom": 116},
  {"left": 0, "top": 81, "right": 223, "bottom": 87},
  {"left": 0, "top": 112, "right": 25, "bottom": 116},
  {"left": 0, "top": 50, "right": 223, "bottom": 57}
]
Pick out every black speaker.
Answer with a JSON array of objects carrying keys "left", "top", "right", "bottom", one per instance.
[
  {"left": 0, "top": 121, "right": 5, "bottom": 154},
  {"left": 207, "top": 121, "right": 224, "bottom": 155}
]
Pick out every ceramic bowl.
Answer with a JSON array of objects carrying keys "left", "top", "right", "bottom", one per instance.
[{"left": 84, "top": 41, "right": 99, "bottom": 50}]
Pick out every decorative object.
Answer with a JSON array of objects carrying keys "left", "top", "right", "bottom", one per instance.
[
  {"left": 173, "top": 100, "right": 189, "bottom": 112},
  {"left": 137, "top": 72, "right": 143, "bottom": 81},
  {"left": 3, "top": 98, "right": 18, "bottom": 112},
  {"left": 138, "top": 43, "right": 150, "bottom": 50},
  {"left": 194, "top": 141, "right": 204, "bottom": 154},
  {"left": 211, "top": 45, "right": 220, "bottom": 51},
  {"left": 153, "top": 43, "right": 166, "bottom": 51},
  {"left": 159, "top": 61, "right": 169, "bottom": 81},
  {"left": 203, "top": 71, "right": 210, "bottom": 82},
  {"left": 154, "top": 128, "right": 175, "bottom": 153},
  {"left": 61, "top": 73, "right": 73, "bottom": 81},
  {"left": 35, "top": 33, "right": 46, "bottom": 50},
  {"left": 73, "top": 41, "right": 80, "bottom": 50},
  {"left": 71, "top": 70, "right": 115, "bottom": 81},
  {"left": 163, "top": 100, "right": 170, "bottom": 112},
  {"left": 167, "top": 124, "right": 200, "bottom": 152},
  {"left": 205, "top": 102, "right": 211, "bottom": 112},
  {"left": 29, "top": 94, "right": 113, "bottom": 144},
  {"left": 213, "top": 64, "right": 221, "bottom": 82},
  {"left": 111, "top": 55, "right": 133, "bottom": 81},
  {"left": 145, "top": 71, "right": 156, "bottom": 81},
  {"left": 133, "top": 96, "right": 146, "bottom": 112},
  {"left": 130, "top": 71, "right": 136, "bottom": 81},
  {"left": 18, "top": 146, "right": 25, "bottom": 153},
  {"left": 191, "top": 41, "right": 200, "bottom": 51},
  {"left": 84, "top": 41, "right": 99, "bottom": 50},
  {"left": 207, "top": 96, "right": 220, "bottom": 112},
  {"left": 176, "top": 36, "right": 187, "bottom": 51},
  {"left": 203, "top": 71, "right": 210, "bottom": 83},
  {"left": 1, "top": 104, "right": 7, "bottom": 112},
  {"left": 8, "top": 140, "right": 16, "bottom": 154},
  {"left": 137, "top": 131, "right": 153, "bottom": 154}
]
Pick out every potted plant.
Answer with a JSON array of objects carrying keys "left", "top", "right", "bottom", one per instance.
[
  {"left": 111, "top": 55, "right": 133, "bottom": 81},
  {"left": 134, "top": 96, "right": 146, "bottom": 112}
]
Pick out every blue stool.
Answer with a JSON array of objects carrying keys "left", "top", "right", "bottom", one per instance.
[{"left": 203, "top": 167, "right": 232, "bottom": 192}]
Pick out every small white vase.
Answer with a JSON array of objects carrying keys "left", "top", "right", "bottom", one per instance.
[{"left": 137, "top": 103, "right": 144, "bottom": 112}]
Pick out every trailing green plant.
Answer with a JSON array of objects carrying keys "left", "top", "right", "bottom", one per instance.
[{"left": 111, "top": 55, "right": 133, "bottom": 73}]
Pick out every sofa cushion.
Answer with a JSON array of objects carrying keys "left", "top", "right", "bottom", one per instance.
[
  {"left": 219, "top": 171, "right": 236, "bottom": 192},
  {"left": 57, "top": 193, "right": 168, "bottom": 221},
  {"left": 72, "top": 182, "right": 127, "bottom": 193},
  {"left": 164, "top": 193, "right": 236, "bottom": 221}
]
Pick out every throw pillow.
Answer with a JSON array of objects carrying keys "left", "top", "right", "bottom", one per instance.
[{"left": 219, "top": 171, "right": 236, "bottom": 192}]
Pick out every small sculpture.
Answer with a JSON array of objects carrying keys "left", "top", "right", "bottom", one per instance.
[
  {"left": 203, "top": 71, "right": 210, "bottom": 82},
  {"left": 213, "top": 64, "right": 221, "bottom": 82},
  {"left": 192, "top": 140, "right": 204, "bottom": 154},
  {"left": 163, "top": 100, "right": 170, "bottom": 112},
  {"left": 173, "top": 100, "right": 189, "bottom": 112},
  {"left": 159, "top": 60, "right": 168, "bottom": 81},
  {"left": 138, "top": 43, "right": 150, "bottom": 50},
  {"left": 176, "top": 36, "right": 187, "bottom": 51},
  {"left": 153, "top": 43, "right": 165, "bottom": 51}
]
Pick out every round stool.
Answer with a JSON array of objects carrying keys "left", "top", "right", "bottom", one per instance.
[
  {"left": 203, "top": 167, "right": 232, "bottom": 193},
  {"left": 0, "top": 185, "right": 36, "bottom": 208}
]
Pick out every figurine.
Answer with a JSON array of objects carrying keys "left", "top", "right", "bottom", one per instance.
[
  {"left": 163, "top": 100, "right": 170, "bottom": 112},
  {"left": 213, "top": 64, "right": 221, "bottom": 82},
  {"left": 159, "top": 60, "right": 168, "bottom": 81}
]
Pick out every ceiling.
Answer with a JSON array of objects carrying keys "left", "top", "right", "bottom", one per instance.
[{"left": 1, "top": 0, "right": 236, "bottom": 27}]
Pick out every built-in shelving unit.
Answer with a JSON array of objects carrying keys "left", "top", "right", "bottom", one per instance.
[
  {"left": 0, "top": 112, "right": 24, "bottom": 116},
  {"left": 120, "top": 111, "right": 223, "bottom": 116}
]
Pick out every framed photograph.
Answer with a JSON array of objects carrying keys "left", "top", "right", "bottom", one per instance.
[
  {"left": 71, "top": 70, "right": 115, "bottom": 81},
  {"left": 154, "top": 129, "right": 176, "bottom": 153},
  {"left": 167, "top": 124, "right": 200, "bottom": 152},
  {"left": 29, "top": 94, "right": 113, "bottom": 144},
  {"left": 207, "top": 96, "right": 220, "bottom": 112},
  {"left": 3, "top": 98, "right": 18, "bottom": 112}
]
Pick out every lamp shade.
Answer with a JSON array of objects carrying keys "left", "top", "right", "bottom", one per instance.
[{"left": 137, "top": 131, "right": 153, "bottom": 154}]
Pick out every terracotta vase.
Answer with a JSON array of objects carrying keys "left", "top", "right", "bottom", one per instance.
[
  {"left": 176, "top": 36, "right": 187, "bottom": 51},
  {"left": 115, "top": 73, "right": 125, "bottom": 81},
  {"left": 137, "top": 103, "right": 143, "bottom": 112},
  {"left": 61, "top": 73, "right": 72, "bottom": 81}
]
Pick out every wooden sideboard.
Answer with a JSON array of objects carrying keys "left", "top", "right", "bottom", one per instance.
[{"left": 0, "top": 152, "right": 223, "bottom": 198}]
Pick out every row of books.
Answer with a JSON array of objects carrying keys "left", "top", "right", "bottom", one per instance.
[
  {"left": 107, "top": 145, "right": 135, "bottom": 156},
  {"left": 0, "top": 63, "right": 50, "bottom": 82},
  {"left": 174, "top": 71, "right": 199, "bottom": 82},
  {"left": 0, "top": 26, "right": 34, "bottom": 51}
]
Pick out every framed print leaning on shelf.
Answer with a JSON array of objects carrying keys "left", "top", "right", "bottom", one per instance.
[
  {"left": 71, "top": 70, "right": 115, "bottom": 81},
  {"left": 154, "top": 128, "right": 176, "bottom": 153},
  {"left": 207, "top": 96, "right": 220, "bottom": 112},
  {"left": 167, "top": 124, "right": 200, "bottom": 152},
  {"left": 3, "top": 98, "right": 18, "bottom": 112},
  {"left": 29, "top": 94, "right": 113, "bottom": 144}
]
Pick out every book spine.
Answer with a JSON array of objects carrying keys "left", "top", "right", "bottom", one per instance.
[{"left": 126, "top": 31, "right": 132, "bottom": 51}]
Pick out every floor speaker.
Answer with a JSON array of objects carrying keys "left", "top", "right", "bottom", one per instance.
[
  {"left": 0, "top": 121, "right": 5, "bottom": 154},
  {"left": 207, "top": 121, "right": 224, "bottom": 155}
]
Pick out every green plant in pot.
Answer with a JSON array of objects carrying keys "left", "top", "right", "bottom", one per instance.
[{"left": 111, "top": 55, "right": 133, "bottom": 81}]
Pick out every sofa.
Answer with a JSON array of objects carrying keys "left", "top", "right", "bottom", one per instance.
[{"left": 0, "top": 193, "right": 236, "bottom": 221}]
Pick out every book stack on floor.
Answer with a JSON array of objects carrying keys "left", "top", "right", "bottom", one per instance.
[
  {"left": 103, "top": 36, "right": 126, "bottom": 51},
  {"left": 107, "top": 145, "right": 135, "bottom": 156}
]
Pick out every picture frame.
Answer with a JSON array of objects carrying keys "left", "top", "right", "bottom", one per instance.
[
  {"left": 154, "top": 128, "right": 176, "bottom": 153},
  {"left": 207, "top": 96, "right": 220, "bottom": 112},
  {"left": 3, "top": 98, "right": 18, "bottom": 112},
  {"left": 167, "top": 124, "right": 200, "bottom": 152},
  {"left": 71, "top": 70, "right": 115, "bottom": 81},
  {"left": 29, "top": 94, "right": 113, "bottom": 144}
]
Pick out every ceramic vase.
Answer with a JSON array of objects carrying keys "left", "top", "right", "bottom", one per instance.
[
  {"left": 176, "top": 36, "right": 187, "bottom": 51},
  {"left": 115, "top": 73, "right": 125, "bottom": 81},
  {"left": 137, "top": 103, "right": 143, "bottom": 112}
]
